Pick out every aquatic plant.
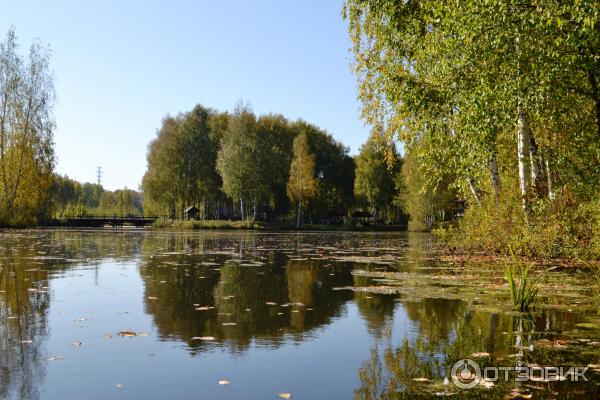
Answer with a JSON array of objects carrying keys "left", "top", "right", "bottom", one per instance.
[{"left": 504, "top": 251, "right": 539, "bottom": 312}]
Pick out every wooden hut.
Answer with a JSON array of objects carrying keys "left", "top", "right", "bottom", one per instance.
[
  {"left": 352, "top": 210, "right": 373, "bottom": 225},
  {"left": 184, "top": 205, "right": 200, "bottom": 220}
]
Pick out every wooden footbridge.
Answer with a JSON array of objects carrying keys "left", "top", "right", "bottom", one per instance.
[{"left": 65, "top": 215, "right": 159, "bottom": 228}]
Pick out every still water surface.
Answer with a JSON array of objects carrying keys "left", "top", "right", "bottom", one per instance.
[{"left": 1, "top": 230, "right": 599, "bottom": 399}]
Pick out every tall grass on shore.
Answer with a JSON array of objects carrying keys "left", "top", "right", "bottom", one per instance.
[{"left": 505, "top": 250, "right": 539, "bottom": 312}]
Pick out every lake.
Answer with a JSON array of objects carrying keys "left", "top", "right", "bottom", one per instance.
[{"left": 1, "top": 230, "right": 599, "bottom": 399}]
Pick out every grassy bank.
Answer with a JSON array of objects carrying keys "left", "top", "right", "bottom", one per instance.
[
  {"left": 151, "top": 220, "right": 264, "bottom": 230},
  {"left": 434, "top": 190, "right": 600, "bottom": 262},
  {"left": 151, "top": 219, "right": 406, "bottom": 232}
]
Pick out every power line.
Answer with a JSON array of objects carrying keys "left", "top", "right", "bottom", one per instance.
[{"left": 96, "top": 166, "right": 102, "bottom": 186}]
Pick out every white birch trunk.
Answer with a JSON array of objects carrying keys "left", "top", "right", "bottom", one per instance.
[
  {"left": 467, "top": 177, "right": 480, "bottom": 203},
  {"left": 517, "top": 106, "right": 531, "bottom": 210},
  {"left": 545, "top": 157, "right": 555, "bottom": 200}
]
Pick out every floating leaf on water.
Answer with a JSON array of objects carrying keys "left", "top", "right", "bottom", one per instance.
[
  {"left": 118, "top": 330, "right": 148, "bottom": 337},
  {"left": 278, "top": 393, "right": 292, "bottom": 399},
  {"left": 218, "top": 380, "right": 230, "bottom": 385},
  {"left": 191, "top": 336, "right": 215, "bottom": 341}
]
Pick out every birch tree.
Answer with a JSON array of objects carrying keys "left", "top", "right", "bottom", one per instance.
[
  {"left": 0, "top": 28, "right": 55, "bottom": 226},
  {"left": 287, "top": 132, "right": 316, "bottom": 228}
]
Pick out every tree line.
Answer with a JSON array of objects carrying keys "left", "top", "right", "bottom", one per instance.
[
  {"left": 0, "top": 26, "right": 455, "bottom": 230},
  {"left": 142, "top": 102, "right": 409, "bottom": 226},
  {"left": 51, "top": 175, "right": 143, "bottom": 217}
]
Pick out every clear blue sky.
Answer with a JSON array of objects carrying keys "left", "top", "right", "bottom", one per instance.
[{"left": 1, "top": 0, "right": 370, "bottom": 190}]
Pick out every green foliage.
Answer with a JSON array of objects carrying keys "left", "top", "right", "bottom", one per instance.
[
  {"left": 143, "top": 105, "right": 224, "bottom": 219},
  {"left": 400, "top": 146, "right": 456, "bottom": 231},
  {"left": 504, "top": 251, "right": 539, "bottom": 312},
  {"left": 216, "top": 102, "right": 271, "bottom": 220},
  {"left": 344, "top": 0, "right": 600, "bottom": 250},
  {"left": 297, "top": 120, "right": 356, "bottom": 222},
  {"left": 354, "top": 132, "right": 401, "bottom": 221}
]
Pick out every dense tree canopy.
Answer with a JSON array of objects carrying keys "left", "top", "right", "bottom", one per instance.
[
  {"left": 142, "top": 103, "right": 370, "bottom": 225},
  {"left": 344, "top": 0, "right": 600, "bottom": 254},
  {"left": 354, "top": 132, "right": 401, "bottom": 220},
  {"left": 344, "top": 0, "right": 600, "bottom": 205}
]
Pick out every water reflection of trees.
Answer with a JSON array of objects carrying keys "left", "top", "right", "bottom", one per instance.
[
  {"left": 139, "top": 233, "right": 355, "bottom": 354},
  {"left": 0, "top": 246, "right": 50, "bottom": 400},
  {"left": 354, "top": 292, "right": 600, "bottom": 399},
  {"left": 353, "top": 264, "right": 397, "bottom": 339},
  {"left": 0, "top": 230, "right": 149, "bottom": 400}
]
